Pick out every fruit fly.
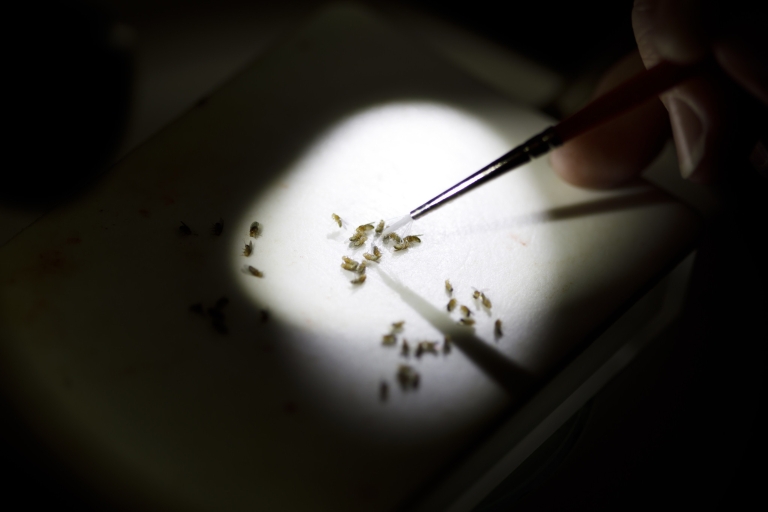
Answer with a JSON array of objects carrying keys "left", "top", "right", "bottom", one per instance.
[
  {"left": 473, "top": 289, "right": 492, "bottom": 309},
  {"left": 495, "top": 319, "right": 503, "bottom": 338},
  {"left": 460, "top": 305, "right": 472, "bottom": 318},
  {"left": 351, "top": 275, "right": 367, "bottom": 285},
  {"left": 332, "top": 213, "right": 343, "bottom": 227},
  {"left": 403, "top": 235, "right": 421, "bottom": 244},
  {"left": 341, "top": 256, "right": 359, "bottom": 271},
  {"left": 357, "top": 262, "right": 367, "bottom": 275},
  {"left": 382, "top": 334, "right": 397, "bottom": 346},
  {"left": 351, "top": 235, "right": 367, "bottom": 247},
  {"left": 401, "top": 339, "right": 410, "bottom": 357},
  {"left": 391, "top": 321, "right": 405, "bottom": 331},
  {"left": 243, "top": 241, "right": 253, "bottom": 256},
  {"left": 447, "top": 298, "right": 457, "bottom": 312},
  {"left": 249, "top": 222, "right": 261, "bottom": 237},
  {"left": 393, "top": 241, "right": 408, "bottom": 251},
  {"left": 247, "top": 266, "right": 264, "bottom": 277},
  {"left": 363, "top": 245, "right": 381, "bottom": 262},
  {"left": 415, "top": 341, "right": 438, "bottom": 358},
  {"left": 397, "top": 365, "right": 420, "bottom": 390},
  {"left": 445, "top": 279, "right": 453, "bottom": 295},
  {"left": 387, "top": 232, "right": 402, "bottom": 244},
  {"left": 375, "top": 220, "right": 385, "bottom": 235},
  {"left": 179, "top": 221, "right": 193, "bottom": 236},
  {"left": 213, "top": 218, "right": 224, "bottom": 236},
  {"left": 380, "top": 381, "right": 389, "bottom": 402},
  {"left": 356, "top": 223, "right": 374, "bottom": 233},
  {"left": 459, "top": 318, "right": 476, "bottom": 326}
]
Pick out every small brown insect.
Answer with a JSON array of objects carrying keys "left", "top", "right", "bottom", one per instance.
[
  {"left": 401, "top": 339, "right": 410, "bottom": 357},
  {"left": 243, "top": 241, "right": 253, "bottom": 256},
  {"left": 393, "top": 241, "right": 408, "bottom": 251},
  {"left": 460, "top": 305, "right": 472, "bottom": 318},
  {"left": 382, "top": 334, "right": 397, "bottom": 346},
  {"left": 495, "top": 319, "right": 503, "bottom": 338},
  {"left": 375, "top": 220, "right": 385, "bottom": 235},
  {"left": 356, "top": 262, "right": 367, "bottom": 275},
  {"left": 387, "top": 232, "right": 402, "bottom": 244},
  {"left": 380, "top": 381, "right": 389, "bottom": 402},
  {"left": 473, "top": 289, "right": 492, "bottom": 309},
  {"left": 391, "top": 321, "right": 405, "bottom": 331},
  {"left": 351, "top": 235, "right": 368, "bottom": 247},
  {"left": 341, "top": 256, "right": 359, "bottom": 271},
  {"left": 356, "top": 223, "right": 374, "bottom": 233},
  {"left": 447, "top": 298, "right": 457, "bottom": 312},
  {"left": 459, "top": 318, "right": 476, "bottom": 326},
  {"left": 179, "top": 221, "right": 193, "bottom": 236},
  {"left": 249, "top": 222, "right": 261, "bottom": 237},
  {"left": 351, "top": 275, "right": 367, "bottom": 285},
  {"left": 349, "top": 232, "right": 363, "bottom": 242},
  {"left": 443, "top": 335, "right": 452, "bottom": 354},
  {"left": 403, "top": 235, "right": 421, "bottom": 244},
  {"left": 445, "top": 279, "right": 453, "bottom": 295},
  {"left": 213, "top": 218, "right": 223, "bottom": 236},
  {"left": 363, "top": 245, "right": 381, "bottom": 262},
  {"left": 397, "top": 364, "right": 420, "bottom": 390},
  {"left": 415, "top": 341, "right": 438, "bottom": 358},
  {"left": 247, "top": 266, "right": 264, "bottom": 277},
  {"left": 332, "top": 213, "right": 343, "bottom": 228}
]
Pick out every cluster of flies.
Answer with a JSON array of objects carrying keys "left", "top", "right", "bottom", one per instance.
[
  {"left": 332, "top": 214, "right": 422, "bottom": 285},
  {"left": 446, "top": 279, "right": 503, "bottom": 337},
  {"left": 378, "top": 319, "right": 453, "bottom": 402},
  {"left": 331, "top": 214, "right": 503, "bottom": 401},
  {"left": 377, "top": 281, "right": 503, "bottom": 402},
  {"left": 331, "top": 214, "right": 429, "bottom": 401},
  {"left": 183, "top": 219, "right": 269, "bottom": 334},
  {"left": 243, "top": 221, "right": 264, "bottom": 278}
]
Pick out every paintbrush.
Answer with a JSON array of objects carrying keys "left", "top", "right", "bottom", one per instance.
[{"left": 383, "top": 58, "right": 711, "bottom": 234}]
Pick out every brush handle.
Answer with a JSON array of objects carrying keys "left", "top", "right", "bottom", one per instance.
[
  {"left": 410, "top": 58, "right": 710, "bottom": 220},
  {"left": 554, "top": 58, "right": 710, "bottom": 142}
]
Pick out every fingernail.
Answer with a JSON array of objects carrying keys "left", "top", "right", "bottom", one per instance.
[{"left": 667, "top": 97, "right": 704, "bottom": 179}]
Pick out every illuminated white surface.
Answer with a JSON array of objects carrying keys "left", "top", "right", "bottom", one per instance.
[
  {"left": 234, "top": 101, "right": 560, "bottom": 438},
  {"left": 0, "top": 5, "right": 700, "bottom": 512}
]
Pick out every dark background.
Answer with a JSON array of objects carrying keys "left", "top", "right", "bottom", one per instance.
[{"left": 2, "top": 1, "right": 766, "bottom": 510}]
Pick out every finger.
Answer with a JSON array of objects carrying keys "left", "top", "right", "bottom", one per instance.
[
  {"left": 550, "top": 51, "right": 670, "bottom": 189},
  {"left": 632, "top": 0, "right": 740, "bottom": 183}
]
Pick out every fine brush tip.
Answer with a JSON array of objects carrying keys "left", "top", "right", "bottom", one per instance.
[{"left": 381, "top": 213, "right": 413, "bottom": 236}]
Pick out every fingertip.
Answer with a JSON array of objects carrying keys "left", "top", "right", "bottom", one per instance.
[{"left": 549, "top": 99, "right": 670, "bottom": 190}]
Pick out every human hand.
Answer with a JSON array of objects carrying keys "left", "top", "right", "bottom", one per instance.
[{"left": 550, "top": 0, "right": 767, "bottom": 188}]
